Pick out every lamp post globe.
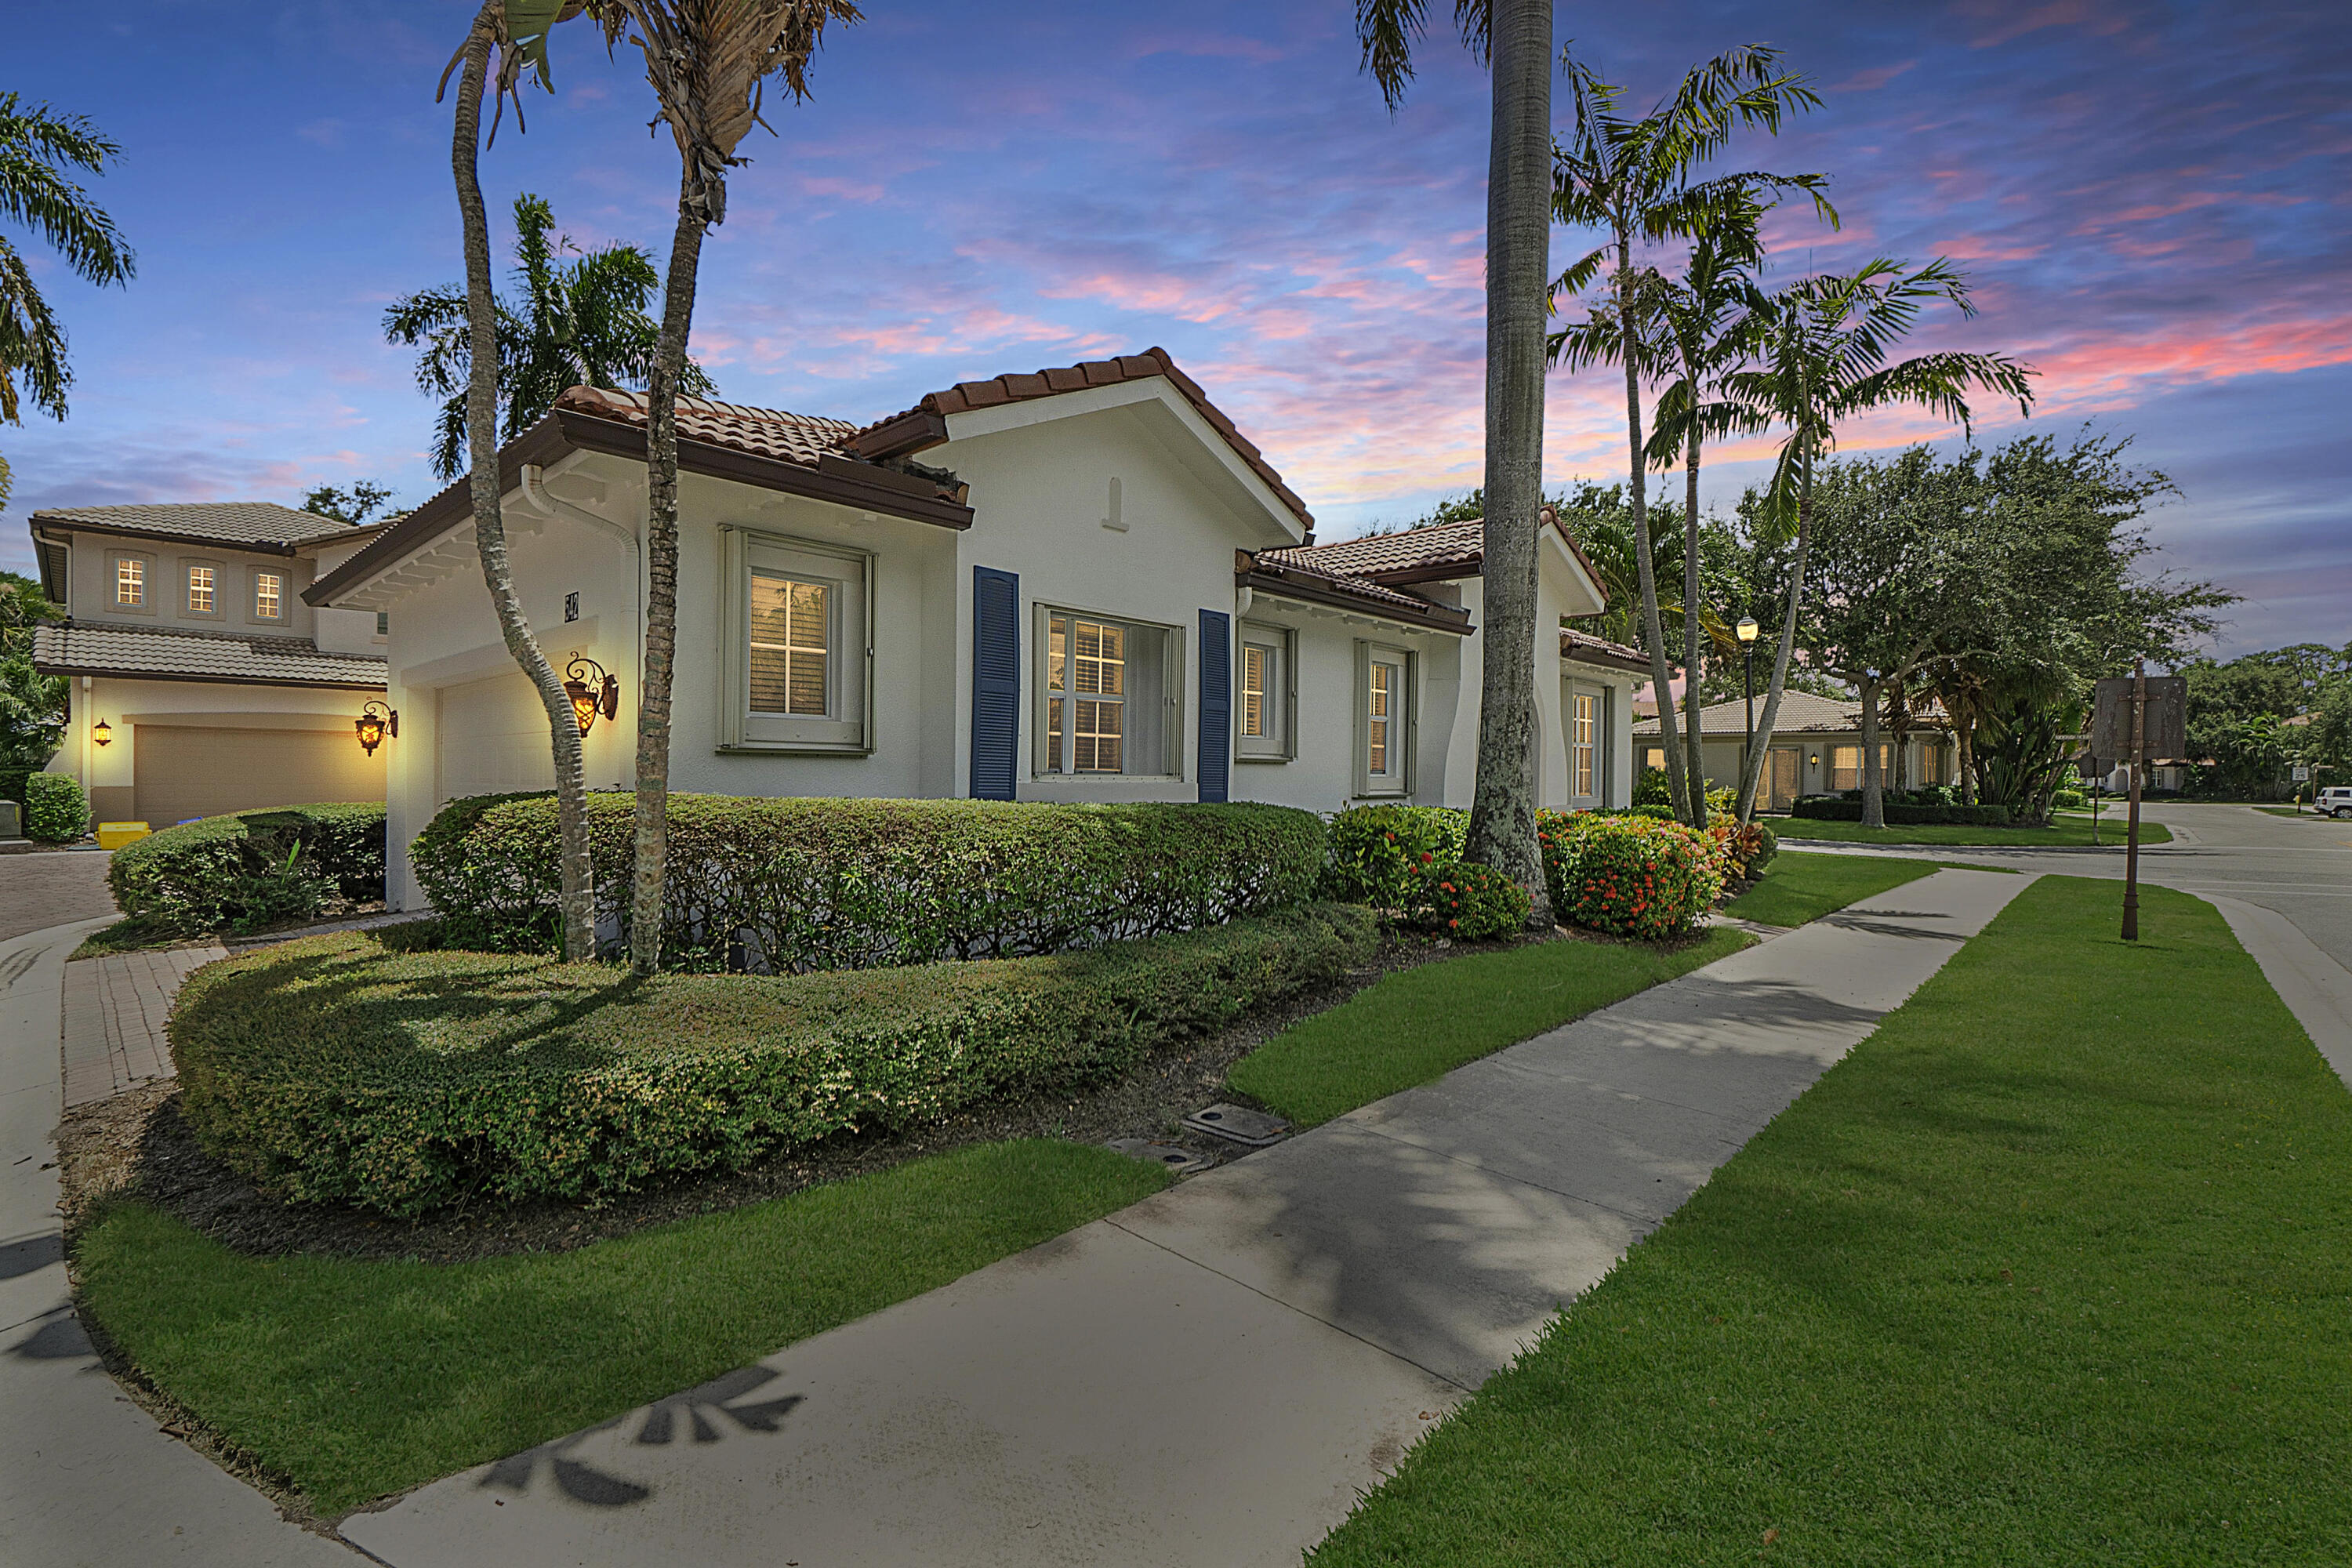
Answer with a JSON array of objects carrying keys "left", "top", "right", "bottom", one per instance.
[{"left": 1736, "top": 618, "right": 1760, "bottom": 790}]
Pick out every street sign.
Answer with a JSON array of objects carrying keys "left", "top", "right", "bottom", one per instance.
[
  {"left": 2293, "top": 764, "right": 2312, "bottom": 782},
  {"left": 2092, "top": 675, "right": 2187, "bottom": 762}
]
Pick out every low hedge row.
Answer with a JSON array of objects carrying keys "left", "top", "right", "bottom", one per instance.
[
  {"left": 412, "top": 793, "right": 1327, "bottom": 970},
  {"left": 108, "top": 804, "right": 386, "bottom": 936},
  {"left": 169, "top": 901, "right": 1378, "bottom": 1216},
  {"left": 1320, "top": 804, "right": 1468, "bottom": 906},
  {"left": 1791, "top": 797, "right": 2013, "bottom": 826},
  {"left": 1402, "top": 860, "right": 1530, "bottom": 941}
]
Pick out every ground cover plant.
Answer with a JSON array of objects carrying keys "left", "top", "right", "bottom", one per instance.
[
  {"left": 1773, "top": 815, "right": 2169, "bottom": 848},
  {"left": 1309, "top": 877, "right": 2352, "bottom": 1564},
  {"left": 1230, "top": 927, "right": 1749, "bottom": 1128},
  {"left": 1722, "top": 849, "right": 1939, "bottom": 928},
  {"left": 74, "top": 1140, "right": 1166, "bottom": 1517},
  {"left": 172, "top": 903, "right": 1374, "bottom": 1216},
  {"left": 414, "top": 793, "right": 1325, "bottom": 967}
]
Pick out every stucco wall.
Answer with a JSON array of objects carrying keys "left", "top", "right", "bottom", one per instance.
[{"left": 53, "top": 673, "right": 381, "bottom": 822}]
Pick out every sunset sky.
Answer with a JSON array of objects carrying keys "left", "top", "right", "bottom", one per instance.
[{"left": 6, "top": 2, "right": 2345, "bottom": 655}]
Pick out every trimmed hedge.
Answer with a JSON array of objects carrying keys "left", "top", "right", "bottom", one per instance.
[
  {"left": 1538, "top": 811, "right": 1725, "bottom": 940},
  {"left": 169, "top": 902, "right": 1378, "bottom": 1216},
  {"left": 1402, "top": 859, "right": 1531, "bottom": 941},
  {"left": 413, "top": 793, "right": 1327, "bottom": 969},
  {"left": 1792, "top": 797, "right": 2013, "bottom": 826},
  {"left": 1320, "top": 804, "right": 1468, "bottom": 907},
  {"left": 25, "top": 771, "right": 89, "bottom": 843},
  {"left": 107, "top": 804, "right": 386, "bottom": 937}
]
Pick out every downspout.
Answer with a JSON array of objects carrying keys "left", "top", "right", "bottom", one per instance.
[{"left": 517, "top": 463, "right": 644, "bottom": 776}]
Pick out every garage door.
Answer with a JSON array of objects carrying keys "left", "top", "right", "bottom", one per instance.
[
  {"left": 436, "top": 671, "right": 556, "bottom": 805},
  {"left": 133, "top": 725, "right": 385, "bottom": 827}
]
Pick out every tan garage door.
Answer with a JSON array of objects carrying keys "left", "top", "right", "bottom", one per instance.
[
  {"left": 436, "top": 672, "right": 556, "bottom": 805},
  {"left": 133, "top": 724, "right": 386, "bottom": 827}
]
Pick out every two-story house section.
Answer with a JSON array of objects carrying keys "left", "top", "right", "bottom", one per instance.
[{"left": 28, "top": 503, "right": 392, "bottom": 827}]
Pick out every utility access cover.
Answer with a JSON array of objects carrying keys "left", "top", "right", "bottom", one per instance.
[
  {"left": 1107, "top": 1138, "right": 1213, "bottom": 1174},
  {"left": 1184, "top": 1103, "right": 1290, "bottom": 1147}
]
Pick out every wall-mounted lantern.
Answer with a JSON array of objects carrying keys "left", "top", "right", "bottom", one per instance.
[
  {"left": 355, "top": 699, "right": 399, "bottom": 758},
  {"left": 1808, "top": 752, "right": 1821, "bottom": 768},
  {"left": 92, "top": 718, "right": 113, "bottom": 747},
  {"left": 564, "top": 656, "right": 620, "bottom": 736}
]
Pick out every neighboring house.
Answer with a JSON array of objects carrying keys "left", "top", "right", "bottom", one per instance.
[
  {"left": 27, "top": 503, "right": 390, "bottom": 826},
  {"left": 303, "top": 348, "right": 1648, "bottom": 911},
  {"left": 1632, "top": 691, "right": 1958, "bottom": 811}
]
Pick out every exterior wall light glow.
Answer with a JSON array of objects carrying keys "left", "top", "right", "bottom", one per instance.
[
  {"left": 92, "top": 719, "right": 113, "bottom": 746},
  {"left": 565, "top": 655, "right": 620, "bottom": 736},
  {"left": 355, "top": 699, "right": 398, "bottom": 758}
]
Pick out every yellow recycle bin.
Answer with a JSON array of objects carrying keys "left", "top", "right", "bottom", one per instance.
[{"left": 96, "top": 822, "right": 151, "bottom": 851}]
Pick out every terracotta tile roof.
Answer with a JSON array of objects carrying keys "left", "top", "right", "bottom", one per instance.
[
  {"left": 554, "top": 386, "right": 860, "bottom": 470},
  {"left": 1560, "top": 626, "right": 1649, "bottom": 669},
  {"left": 1260, "top": 517, "right": 1488, "bottom": 582},
  {"left": 1247, "top": 554, "right": 1459, "bottom": 616},
  {"left": 31, "top": 621, "right": 388, "bottom": 689},
  {"left": 847, "top": 347, "right": 1312, "bottom": 530},
  {"left": 1631, "top": 691, "right": 1954, "bottom": 737},
  {"left": 29, "top": 502, "right": 379, "bottom": 552}
]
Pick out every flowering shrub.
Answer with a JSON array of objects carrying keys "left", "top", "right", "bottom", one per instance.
[
  {"left": 1537, "top": 810, "right": 1724, "bottom": 940},
  {"left": 1402, "top": 859, "right": 1530, "bottom": 941},
  {"left": 1320, "top": 804, "right": 1467, "bottom": 907}
]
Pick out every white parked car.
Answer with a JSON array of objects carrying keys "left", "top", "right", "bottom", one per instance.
[{"left": 2319, "top": 786, "right": 2352, "bottom": 820}]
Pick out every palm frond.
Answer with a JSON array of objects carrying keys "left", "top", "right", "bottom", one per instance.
[
  {"left": 0, "top": 94, "right": 135, "bottom": 289},
  {"left": 0, "top": 237, "right": 69, "bottom": 423}
]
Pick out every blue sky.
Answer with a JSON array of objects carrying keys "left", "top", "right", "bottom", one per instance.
[{"left": 5, "top": 1, "right": 2346, "bottom": 655}]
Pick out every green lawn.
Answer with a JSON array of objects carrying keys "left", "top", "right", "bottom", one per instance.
[
  {"left": 1722, "top": 850, "right": 1940, "bottom": 928},
  {"left": 1309, "top": 877, "right": 2352, "bottom": 1565},
  {"left": 1776, "top": 815, "right": 2170, "bottom": 847},
  {"left": 73, "top": 1139, "right": 1167, "bottom": 1515},
  {"left": 1229, "top": 928, "right": 1750, "bottom": 1128}
]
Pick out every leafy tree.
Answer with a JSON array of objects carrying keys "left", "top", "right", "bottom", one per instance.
[
  {"left": 0, "top": 568, "right": 64, "bottom": 765},
  {"left": 2183, "top": 653, "right": 2306, "bottom": 798},
  {"left": 384, "top": 191, "right": 712, "bottom": 481},
  {"left": 2298, "top": 685, "right": 2352, "bottom": 789},
  {"left": 1357, "top": 0, "right": 1556, "bottom": 922},
  {"left": 299, "top": 481, "right": 401, "bottom": 525},
  {"left": 0, "top": 93, "right": 136, "bottom": 506}
]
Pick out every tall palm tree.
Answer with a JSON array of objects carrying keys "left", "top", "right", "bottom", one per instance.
[
  {"left": 0, "top": 93, "right": 135, "bottom": 506},
  {"left": 445, "top": 2, "right": 597, "bottom": 959},
  {"left": 1719, "top": 258, "right": 2037, "bottom": 823},
  {"left": 385, "top": 191, "right": 714, "bottom": 480},
  {"left": 1356, "top": 0, "right": 1555, "bottom": 924},
  {"left": 590, "top": 0, "right": 860, "bottom": 975},
  {"left": 1552, "top": 45, "right": 1825, "bottom": 829}
]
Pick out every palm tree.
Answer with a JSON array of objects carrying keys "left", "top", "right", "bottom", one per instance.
[
  {"left": 590, "top": 0, "right": 860, "bottom": 975},
  {"left": 1719, "top": 258, "right": 2038, "bottom": 824},
  {"left": 445, "top": 2, "right": 597, "bottom": 960},
  {"left": 1551, "top": 46, "right": 1826, "bottom": 829},
  {"left": 1356, "top": 0, "right": 1555, "bottom": 924},
  {"left": 386, "top": 192, "right": 714, "bottom": 480},
  {"left": 0, "top": 93, "right": 135, "bottom": 506}
]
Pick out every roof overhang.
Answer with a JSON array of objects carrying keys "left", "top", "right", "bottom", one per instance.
[
  {"left": 31, "top": 661, "right": 388, "bottom": 692},
  {"left": 1559, "top": 637, "right": 1650, "bottom": 675},
  {"left": 307, "top": 405, "right": 976, "bottom": 609},
  {"left": 1238, "top": 561, "right": 1472, "bottom": 637}
]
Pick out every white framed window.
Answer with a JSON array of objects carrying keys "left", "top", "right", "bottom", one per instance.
[
  {"left": 1035, "top": 605, "right": 1178, "bottom": 778},
  {"left": 111, "top": 553, "right": 151, "bottom": 612},
  {"left": 181, "top": 559, "right": 223, "bottom": 619},
  {"left": 1236, "top": 622, "right": 1294, "bottom": 761},
  {"left": 1573, "top": 691, "right": 1597, "bottom": 798},
  {"left": 717, "top": 527, "right": 872, "bottom": 753},
  {"left": 1354, "top": 641, "right": 1414, "bottom": 797},
  {"left": 252, "top": 568, "right": 285, "bottom": 622}
]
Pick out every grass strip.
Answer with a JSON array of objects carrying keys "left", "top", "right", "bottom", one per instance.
[
  {"left": 73, "top": 1139, "right": 1167, "bottom": 1516},
  {"left": 1774, "top": 815, "right": 2170, "bottom": 847},
  {"left": 1310, "top": 877, "right": 2352, "bottom": 1565},
  {"left": 1230, "top": 927, "right": 1750, "bottom": 1128},
  {"left": 1722, "top": 850, "right": 1939, "bottom": 928}
]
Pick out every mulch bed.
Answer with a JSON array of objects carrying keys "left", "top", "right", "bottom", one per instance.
[{"left": 56, "top": 924, "right": 1555, "bottom": 1267}]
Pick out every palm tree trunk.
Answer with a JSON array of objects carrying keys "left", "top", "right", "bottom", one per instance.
[
  {"left": 1461, "top": 0, "right": 1554, "bottom": 927},
  {"left": 1736, "top": 451, "right": 1812, "bottom": 822},
  {"left": 1680, "top": 423, "right": 1705, "bottom": 820},
  {"left": 452, "top": 5, "right": 594, "bottom": 960},
  {"left": 1622, "top": 235, "right": 1686, "bottom": 828},
  {"left": 1858, "top": 673, "right": 1884, "bottom": 828},
  {"left": 627, "top": 173, "right": 711, "bottom": 975}
]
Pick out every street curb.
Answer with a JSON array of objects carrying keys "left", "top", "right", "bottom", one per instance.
[{"left": 2205, "top": 892, "right": 2352, "bottom": 1095}]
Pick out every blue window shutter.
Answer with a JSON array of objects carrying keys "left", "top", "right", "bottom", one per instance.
[
  {"left": 971, "top": 567, "right": 1020, "bottom": 800},
  {"left": 1197, "top": 608, "right": 1231, "bottom": 803}
]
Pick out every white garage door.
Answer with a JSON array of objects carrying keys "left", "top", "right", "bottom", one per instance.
[
  {"left": 436, "top": 672, "right": 557, "bottom": 804},
  {"left": 134, "top": 725, "right": 384, "bottom": 827}
]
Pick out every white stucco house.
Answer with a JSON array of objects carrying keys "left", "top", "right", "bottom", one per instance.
[
  {"left": 302, "top": 349, "right": 1649, "bottom": 910},
  {"left": 1633, "top": 691, "right": 1959, "bottom": 811},
  {"left": 28, "top": 503, "right": 391, "bottom": 826}
]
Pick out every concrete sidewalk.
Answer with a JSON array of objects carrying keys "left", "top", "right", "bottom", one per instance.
[{"left": 345, "top": 867, "right": 2031, "bottom": 1568}]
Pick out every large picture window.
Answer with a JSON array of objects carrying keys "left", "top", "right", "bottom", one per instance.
[
  {"left": 1829, "top": 742, "right": 1893, "bottom": 792},
  {"left": 1036, "top": 606, "right": 1175, "bottom": 778},
  {"left": 1236, "top": 623, "right": 1293, "bottom": 761},
  {"left": 1355, "top": 641, "right": 1413, "bottom": 797},
  {"left": 717, "top": 528, "right": 871, "bottom": 753}
]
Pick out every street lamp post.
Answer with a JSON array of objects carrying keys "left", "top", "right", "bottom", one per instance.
[{"left": 1737, "top": 615, "right": 1760, "bottom": 784}]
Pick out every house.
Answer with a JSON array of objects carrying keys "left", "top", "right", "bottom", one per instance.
[
  {"left": 301, "top": 349, "right": 1648, "bottom": 911},
  {"left": 28, "top": 503, "right": 391, "bottom": 826},
  {"left": 1632, "top": 691, "right": 1958, "bottom": 811}
]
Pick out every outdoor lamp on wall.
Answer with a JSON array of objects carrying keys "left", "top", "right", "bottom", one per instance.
[
  {"left": 92, "top": 719, "right": 112, "bottom": 747},
  {"left": 565, "top": 655, "right": 620, "bottom": 736},
  {"left": 354, "top": 700, "right": 398, "bottom": 758}
]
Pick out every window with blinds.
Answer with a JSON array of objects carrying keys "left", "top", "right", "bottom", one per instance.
[
  {"left": 750, "top": 573, "right": 831, "bottom": 717},
  {"left": 1046, "top": 614, "right": 1126, "bottom": 772},
  {"left": 1236, "top": 624, "right": 1291, "bottom": 760},
  {"left": 1357, "top": 643, "right": 1410, "bottom": 795},
  {"left": 1573, "top": 691, "right": 1597, "bottom": 797},
  {"left": 720, "top": 529, "right": 869, "bottom": 752}
]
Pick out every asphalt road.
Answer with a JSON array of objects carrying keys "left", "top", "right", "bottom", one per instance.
[{"left": 0, "top": 849, "right": 117, "bottom": 942}]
